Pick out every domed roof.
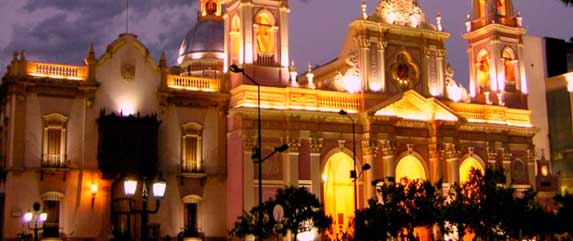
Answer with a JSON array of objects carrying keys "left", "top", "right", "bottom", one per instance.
[{"left": 178, "top": 19, "right": 224, "bottom": 64}]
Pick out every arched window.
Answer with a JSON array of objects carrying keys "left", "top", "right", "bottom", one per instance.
[
  {"left": 496, "top": 0, "right": 506, "bottom": 16},
  {"left": 459, "top": 157, "right": 484, "bottom": 184},
  {"left": 395, "top": 155, "right": 427, "bottom": 181},
  {"left": 502, "top": 48, "right": 517, "bottom": 88},
  {"left": 230, "top": 15, "right": 241, "bottom": 64},
  {"left": 476, "top": 49, "right": 490, "bottom": 92},
  {"left": 255, "top": 11, "right": 275, "bottom": 55}
]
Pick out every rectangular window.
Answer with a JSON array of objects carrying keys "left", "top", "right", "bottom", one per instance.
[
  {"left": 182, "top": 136, "right": 199, "bottom": 172},
  {"left": 42, "top": 114, "right": 68, "bottom": 168},
  {"left": 42, "top": 200, "right": 60, "bottom": 237},
  {"left": 46, "top": 128, "right": 62, "bottom": 164}
]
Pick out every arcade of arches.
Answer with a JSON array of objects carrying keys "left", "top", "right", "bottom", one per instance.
[{"left": 322, "top": 152, "right": 487, "bottom": 239}]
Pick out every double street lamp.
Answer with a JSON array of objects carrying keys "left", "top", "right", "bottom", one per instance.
[
  {"left": 23, "top": 202, "right": 48, "bottom": 241},
  {"left": 122, "top": 177, "right": 167, "bottom": 241},
  {"left": 339, "top": 109, "right": 371, "bottom": 213},
  {"left": 229, "top": 64, "right": 289, "bottom": 236}
]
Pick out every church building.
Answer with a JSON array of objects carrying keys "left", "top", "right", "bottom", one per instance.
[{"left": 0, "top": 0, "right": 555, "bottom": 240}]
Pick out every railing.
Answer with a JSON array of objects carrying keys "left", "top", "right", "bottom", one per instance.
[
  {"left": 42, "top": 154, "right": 68, "bottom": 169},
  {"left": 180, "top": 162, "right": 205, "bottom": 176},
  {"left": 167, "top": 75, "right": 219, "bottom": 92},
  {"left": 449, "top": 102, "right": 531, "bottom": 127},
  {"left": 471, "top": 16, "right": 518, "bottom": 30},
  {"left": 26, "top": 62, "right": 87, "bottom": 80},
  {"left": 230, "top": 85, "right": 362, "bottom": 113}
]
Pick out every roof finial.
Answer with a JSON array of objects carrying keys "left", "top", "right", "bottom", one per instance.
[
  {"left": 435, "top": 11, "right": 443, "bottom": 31},
  {"left": 86, "top": 42, "right": 95, "bottom": 60},
  {"left": 306, "top": 63, "right": 315, "bottom": 89},
  {"left": 159, "top": 52, "right": 167, "bottom": 67},
  {"left": 361, "top": 0, "right": 368, "bottom": 20},
  {"left": 125, "top": 0, "right": 129, "bottom": 33}
]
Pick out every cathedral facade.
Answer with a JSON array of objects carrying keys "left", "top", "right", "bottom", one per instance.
[{"left": 0, "top": 0, "right": 554, "bottom": 240}]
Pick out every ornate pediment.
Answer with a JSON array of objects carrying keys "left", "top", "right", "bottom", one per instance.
[
  {"left": 376, "top": 0, "right": 426, "bottom": 27},
  {"left": 371, "top": 90, "right": 458, "bottom": 121}
]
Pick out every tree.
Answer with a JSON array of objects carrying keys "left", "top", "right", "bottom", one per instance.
[
  {"left": 554, "top": 193, "right": 573, "bottom": 235},
  {"left": 355, "top": 179, "right": 443, "bottom": 241},
  {"left": 230, "top": 186, "right": 331, "bottom": 241},
  {"left": 561, "top": 0, "right": 572, "bottom": 6},
  {"left": 272, "top": 186, "right": 332, "bottom": 241}
]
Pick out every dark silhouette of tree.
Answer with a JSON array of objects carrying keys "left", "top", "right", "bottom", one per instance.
[
  {"left": 355, "top": 179, "right": 443, "bottom": 241},
  {"left": 230, "top": 186, "right": 331, "bottom": 241},
  {"left": 554, "top": 193, "right": 573, "bottom": 235},
  {"left": 561, "top": 0, "right": 572, "bottom": 6}
]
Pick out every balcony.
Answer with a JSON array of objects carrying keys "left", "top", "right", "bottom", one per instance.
[
  {"left": 167, "top": 75, "right": 220, "bottom": 92},
  {"left": 41, "top": 154, "right": 68, "bottom": 169},
  {"left": 26, "top": 62, "right": 87, "bottom": 80},
  {"left": 230, "top": 85, "right": 362, "bottom": 113},
  {"left": 179, "top": 162, "right": 206, "bottom": 178}
]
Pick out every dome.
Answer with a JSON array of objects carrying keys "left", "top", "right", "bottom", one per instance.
[{"left": 178, "top": 19, "right": 224, "bottom": 64}]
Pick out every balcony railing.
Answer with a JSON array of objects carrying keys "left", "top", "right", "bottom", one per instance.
[
  {"left": 167, "top": 75, "right": 220, "bottom": 92},
  {"left": 230, "top": 85, "right": 362, "bottom": 113},
  {"left": 180, "top": 161, "right": 205, "bottom": 173},
  {"left": 42, "top": 154, "right": 68, "bottom": 169},
  {"left": 26, "top": 62, "right": 87, "bottom": 80}
]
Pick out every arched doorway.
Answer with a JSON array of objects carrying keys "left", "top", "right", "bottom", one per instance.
[
  {"left": 395, "top": 155, "right": 426, "bottom": 181},
  {"left": 459, "top": 157, "right": 484, "bottom": 184},
  {"left": 322, "top": 152, "right": 355, "bottom": 239}
]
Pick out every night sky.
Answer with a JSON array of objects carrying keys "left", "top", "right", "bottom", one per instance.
[{"left": 0, "top": 0, "right": 571, "bottom": 87}]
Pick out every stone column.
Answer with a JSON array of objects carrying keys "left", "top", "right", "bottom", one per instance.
[
  {"left": 377, "top": 41, "right": 387, "bottom": 92},
  {"left": 436, "top": 49, "right": 446, "bottom": 96},
  {"left": 310, "top": 138, "right": 323, "bottom": 197},
  {"left": 381, "top": 140, "right": 395, "bottom": 179},
  {"left": 242, "top": 135, "right": 256, "bottom": 209},
  {"left": 284, "top": 137, "right": 301, "bottom": 186},
  {"left": 444, "top": 143, "right": 459, "bottom": 184},
  {"left": 362, "top": 141, "right": 378, "bottom": 204},
  {"left": 502, "top": 147, "right": 512, "bottom": 183},
  {"left": 355, "top": 34, "right": 369, "bottom": 90},
  {"left": 428, "top": 123, "right": 441, "bottom": 183},
  {"left": 279, "top": 1, "right": 290, "bottom": 68}
]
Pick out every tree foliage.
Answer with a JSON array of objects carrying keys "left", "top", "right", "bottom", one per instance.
[
  {"left": 230, "top": 186, "right": 332, "bottom": 240},
  {"left": 355, "top": 167, "right": 565, "bottom": 241}
]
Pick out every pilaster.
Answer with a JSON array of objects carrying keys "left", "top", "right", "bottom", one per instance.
[
  {"left": 380, "top": 139, "right": 395, "bottom": 179},
  {"left": 242, "top": 135, "right": 256, "bottom": 209},
  {"left": 309, "top": 138, "right": 323, "bottom": 197},
  {"left": 443, "top": 143, "right": 459, "bottom": 184},
  {"left": 283, "top": 137, "right": 300, "bottom": 186}
]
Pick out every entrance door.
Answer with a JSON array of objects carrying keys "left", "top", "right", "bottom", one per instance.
[{"left": 322, "top": 152, "right": 355, "bottom": 239}]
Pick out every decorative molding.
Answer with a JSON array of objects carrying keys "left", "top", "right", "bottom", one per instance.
[{"left": 310, "top": 138, "right": 323, "bottom": 154}]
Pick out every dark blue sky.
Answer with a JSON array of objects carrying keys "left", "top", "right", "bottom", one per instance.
[{"left": 0, "top": 0, "right": 571, "bottom": 87}]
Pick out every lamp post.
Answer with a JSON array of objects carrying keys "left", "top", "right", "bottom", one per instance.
[
  {"left": 23, "top": 202, "right": 48, "bottom": 241},
  {"left": 229, "top": 64, "right": 289, "bottom": 236},
  {"left": 123, "top": 176, "right": 167, "bottom": 241},
  {"left": 339, "top": 109, "right": 371, "bottom": 213}
]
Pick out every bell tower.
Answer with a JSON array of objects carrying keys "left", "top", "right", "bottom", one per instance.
[
  {"left": 464, "top": 0, "right": 527, "bottom": 108},
  {"left": 224, "top": 0, "right": 291, "bottom": 87}
]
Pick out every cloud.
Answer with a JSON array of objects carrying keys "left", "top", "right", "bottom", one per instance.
[{"left": 0, "top": 0, "right": 198, "bottom": 74}]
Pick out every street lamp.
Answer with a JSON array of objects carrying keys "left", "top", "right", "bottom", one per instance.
[
  {"left": 339, "top": 109, "right": 371, "bottom": 213},
  {"left": 122, "top": 176, "right": 167, "bottom": 241},
  {"left": 23, "top": 202, "right": 48, "bottom": 241},
  {"left": 229, "top": 64, "right": 290, "bottom": 235}
]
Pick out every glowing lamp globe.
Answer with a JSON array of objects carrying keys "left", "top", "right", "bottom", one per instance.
[
  {"left": 152, "top": 178, "right": 167, "bottom": 199},
  {"left": 123, "top": 178, "right": 138, "bottom": 196},
  {"left": 23, "top": 212, "right": 33, "bottom": 223},
  {"left": 39, "top": 212, "right": 48, "bottom": 222}
]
